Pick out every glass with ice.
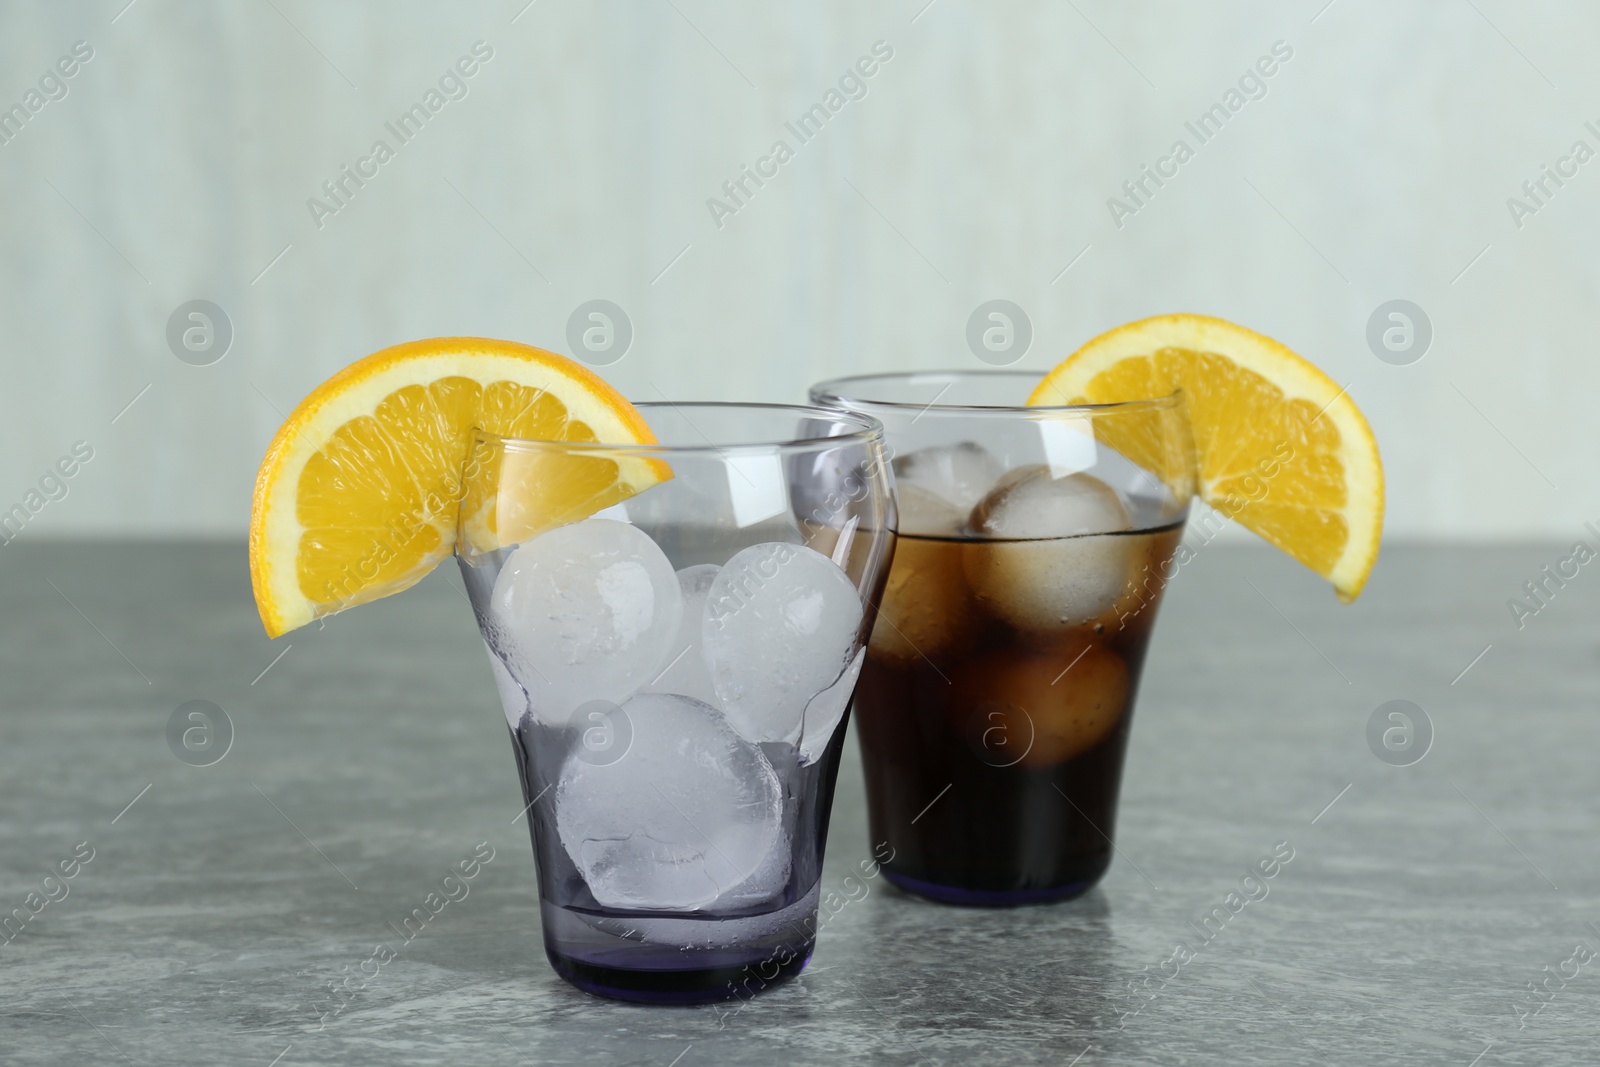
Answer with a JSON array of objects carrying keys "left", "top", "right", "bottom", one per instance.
[
  {"left": 810, "top": 372, "right": 1196, "bottom": 905},
  {"left": 455, "top": 404, "right": 894, "bottom": 1001}
]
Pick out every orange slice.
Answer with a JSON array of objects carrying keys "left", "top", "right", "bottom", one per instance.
[
  {"left": 249, "top": 337, "right": 666, "bottom": 637},
  {"left": 1030, "top": 314, "right": 1383, "bottom": 601}
]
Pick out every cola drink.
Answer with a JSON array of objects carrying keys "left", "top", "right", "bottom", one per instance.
[{"left": 854, "top": 520, "right": 1183, "bottom": 905}]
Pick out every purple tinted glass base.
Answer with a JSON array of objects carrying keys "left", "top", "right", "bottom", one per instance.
[
  {"left": 547, "top": 943, "right": 813, "bottom": 1004},
  {"left": 538, "top": 893, "right": 824, "bottom": 1004},
  {"left": 883, "top": 868, "right": 1095, "bottom": 907}
]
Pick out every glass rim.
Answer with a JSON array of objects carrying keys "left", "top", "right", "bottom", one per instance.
[
  {"left": 809, "top": 369, "right": 1184, "bottom": 417},
  {"left": 472, "top": 400, "right": 886, "bottom": 456}
]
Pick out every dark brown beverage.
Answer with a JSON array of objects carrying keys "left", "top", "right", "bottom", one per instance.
[{"left": 855, "top": 521, "right": 1183, "bottom": 905}]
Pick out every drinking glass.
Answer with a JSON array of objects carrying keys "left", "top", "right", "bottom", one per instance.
[
  {"left": 810, "top": 371, "right": 1195, "bottom": 905},
  {"left": 456, "top": 403, "right": 894, "bottom": 1001}
]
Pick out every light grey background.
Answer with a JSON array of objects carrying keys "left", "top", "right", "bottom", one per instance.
[{"left": 0, "top": 0, "right": 1592, "bottom": 539}]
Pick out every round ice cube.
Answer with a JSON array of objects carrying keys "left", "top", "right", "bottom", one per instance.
[
  {"left": 964, "top": 466, "right": 1136, "bottom": 633},
  {"left": 970, "top": 465, "right": 1132, "bottom": 539},
  {"left": 893, "top": 442, "right": 1003, "bottom": 511},
  {"left": 895, "top": 483, "right": 968, "bottom": 537},
  {"left": 948, "top": 644, "right": 1128, "bottom": 767},
  {"left": 868, "top": 534, "right": 975, "bottom": 666},
  {"left": 554, "top": 692, "right": 783, "bottom": 912},
  {"left": 642, "top": 564, "right": 723, "bottom": 709},
  {"left": 489, "top": 518, "right": 682, "bottom": 725},
  {"left": 702, "top": 542, "right": 864, "bottom": 745}
]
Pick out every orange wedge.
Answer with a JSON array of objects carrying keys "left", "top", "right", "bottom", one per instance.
[
  {"left": 1029, "top": 314, "right": 1383, "bottom": 601},
  {"left": 249, "top": 337, "right": 666, "bottom": 637}
]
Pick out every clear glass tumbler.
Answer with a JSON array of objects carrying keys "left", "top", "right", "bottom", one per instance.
[
  {"left": 456, "top": 403, "right": 894, "bottom": 1002},
  {"left": 810, "top": 371, "right": 1195, "bottom": 906}
]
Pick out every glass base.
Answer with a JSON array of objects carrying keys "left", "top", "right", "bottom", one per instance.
[
  {"left": 883, "top": 868, "right": 1097, "bottom": 907},
  {"left": 547, "top": 943, "right": 813, "bottom": 1004},
  {"left": 538, "top": 885, "right": 822, "bottom": 1004}
]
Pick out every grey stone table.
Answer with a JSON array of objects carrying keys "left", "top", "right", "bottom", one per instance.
[{"left": 2, "top": 540, "right": 1598, "bottom": 1066}]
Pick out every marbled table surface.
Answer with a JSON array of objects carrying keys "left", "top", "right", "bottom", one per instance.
[{"left": 2, "top": 541, "right": 1597, "bottom": 1066}]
